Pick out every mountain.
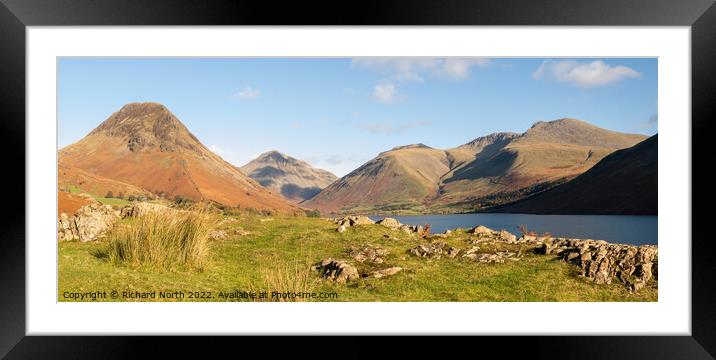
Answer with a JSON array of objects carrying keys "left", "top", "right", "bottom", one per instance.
[
  {"left": 239, "top": 151, "right": 338, "bottom": 203},
  {"left": 58, "top": 102, "right": 296, "bottom": 212},
  {"left": 492, "top": 134, "right": 657, "bottom": 215},
  {"left": 303, "top": 118, "right": 648, "bottom": 214},
  {"left": 434, "top": 118, "right": 649, "bottom": 207},
  {"left": 302, "top": 144, "right": 451, "bottom": 212}
]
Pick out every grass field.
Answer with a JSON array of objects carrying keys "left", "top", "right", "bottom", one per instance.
[{"left": 58, "top": 215, "right": 657, "bottom": 302}]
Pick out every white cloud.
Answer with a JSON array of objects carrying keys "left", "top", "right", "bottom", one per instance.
[
  {"left": 533, "top": 60, "right": 641, "bottom": 88},
  {"left": 232, "top": 86, "right": 261, "bottom": 99},
  {"left": 648, "top": 114, "right": 658, "bottom": 124},
  {"left": 359, "top": 120, "right": 432, "bottom": 135},
  {"left": 372, "top": 83, "right": 398, "bottom": 103},
  {"left": 290, "top": 121, "right": 302, "bottom": 129},
  {"left": 352, "top": 57, "right": 490, "bottom": 82}
]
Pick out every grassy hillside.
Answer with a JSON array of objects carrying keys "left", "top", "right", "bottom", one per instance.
[
  {"left": 302, "top": 144, "right": 450, "bottom": 213},
  {"left": 59, "top": 215, "right": 656, "bottom": 302}
]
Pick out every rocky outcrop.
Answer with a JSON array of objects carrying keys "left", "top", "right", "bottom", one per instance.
[
  {"left": 409, "top": 242, "right": 461, "bottom": 259},
  {"left": 57, "top": 203, "right": 119, "bottom": 242},
  {"left": 334, "top": 216, "right": 375, "bottom": 226},
  {"left": 539, "top": 238, "right": 658, "bottom": 291},
  {"left": 334, "top": 216, "right": 375, "bottom": 232},
  {"left": 376, "top": 217, "right": 401, "bottom": 229},
  {"left": 314, "top": 258, "right": 360, "bottom": 284},
  {"left": 348, "top": 245, "right": 388, "bottom": 264},
  {"left": 468, "top": 225, "right": 517, "bottom": 243}
]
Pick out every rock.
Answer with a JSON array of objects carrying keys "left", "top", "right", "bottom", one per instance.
[
  {"left": 337, "top": 225, "right": 347, "bottom": 233},
  {"left": 209, "top": 230, "right": 228, "bottom": 240},
  {"left": 218, "top": 217, "right": 239, "bottom": 225},
  {"left": 468, "top": 225, "right": 517, "bottom": 243},
  {"left": 58, "top": 203, "right": 119, "bottom": 242},
  {"left": 447, "top": 247, "right": 461, "bottom": 258},
  {"left": 377, "top": 217, "right": 401, "bottom": 229},
  {"left": 444, "top": 229, "right": 452, "bottom": 235},
  {"left": 369, "top": 267, "right": 403, "bottom": 279},
  {"left": 314, "top": 258, "right": 360, "bottom": 284},
  {"left": 351, "top": 216, "right": 375, "bottom": 225},
  {"left": 409, "top": 242, "right": 458, "bottom": 259},
  {"left": 234, "top": 228, "right": 251, "bottom": 236},
  {"left": 334, "top": 215, "right": 375, "bottom": 232},
  {"left": 348, "top": 245, "right": 388, "bottom": 264},
  {"left": 416, "top": 224, "right": 431, "bottom": 238},
  {"left": 499, "top": 230, "right": 517, "bottom": 243},
  {"left": 463, "top": 250, "right": 520, "bottom": 263},
  {"left": 399, "top": 224, "right": 414, "bottom": 234},
  {"left": 539, "top": 238, "right": 658, "bottom": 291},
  {"left": 120, "top": 202, "right": 167, "bottom": 218},
  {"left": 469, "top": 225, "right": 494, "bottom": 235}
]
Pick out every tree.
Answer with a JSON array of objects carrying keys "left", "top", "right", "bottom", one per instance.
[
  {"left": 117, "top": 192, "right": 124, "bottom": 199},
  {"left": 127, "top": 195, "right": 136, "bottom": 202},
  {"left": 105, "top": 191, "right": 113, "bottom": 198}
]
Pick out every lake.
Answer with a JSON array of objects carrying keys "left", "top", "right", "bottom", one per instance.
[{"left": 367, "top": 213, "right": 657, "bottom": 245}]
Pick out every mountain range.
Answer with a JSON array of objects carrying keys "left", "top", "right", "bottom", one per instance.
[
  {"left": 303, "top": 118, "right": 648, "bottom": 213},
  {"left": 58, "top": 102, "right": 655, "bottom": 216}
]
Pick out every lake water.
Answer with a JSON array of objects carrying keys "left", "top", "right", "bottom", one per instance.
[{"left": 367, "top": 213, "right": 657, "bottom": 245}]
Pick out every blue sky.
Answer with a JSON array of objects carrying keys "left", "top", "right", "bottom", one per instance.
[{"left": 58, "top": 57, "right": 657, "bottom": 177}]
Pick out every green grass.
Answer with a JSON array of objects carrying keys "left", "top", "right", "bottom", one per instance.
[
  {"left": 58, "top": 215, "right": 657, "bottom": 302},
  {"left": 95, "top": 197, "right": 132, "bottom": 206},
  {"left": 63, "top": 184, "right": 132, "bottom": 206}
]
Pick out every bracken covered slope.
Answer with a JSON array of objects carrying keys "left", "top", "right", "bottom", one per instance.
[
  {"left": 58, "top": 102, "right": 296, "bottom": 212},
  {"left": 240, "top": 151, "right": 338, "bottom": 203}
]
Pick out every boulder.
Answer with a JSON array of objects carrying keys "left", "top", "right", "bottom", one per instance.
[
  {"left": 334, "top": 215, "right": 375, "bottom": 231},
  {"left": 469, "top": 225, "right": 494, "bottom": 235},
  {"left": 337, "top": 225, "right": 347, "bottom": 233},
  {"left": 348, "top": 245, "right": 389, "bottom": 264},
  {"left": 377, "top": 217, "right": 402, "bottom": 229},
  {"left": 409, "top": 242, "right": 459, "bottom": 259},
  {"left": 58, "top": 203, "right": 119, "bottom": 242},
  {"left": 468, "top": 225, "right": 517, "bottom": 243},
  {"left": 314, "top": 258, "right": 360, "bottom": 284},
  {"left": 368, "top": 267, "right": 403, "bottom": 279}
]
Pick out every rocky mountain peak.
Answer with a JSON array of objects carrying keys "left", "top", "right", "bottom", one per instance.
[{"left": 88, "top": 102, "right": 202, "bottom": 153}]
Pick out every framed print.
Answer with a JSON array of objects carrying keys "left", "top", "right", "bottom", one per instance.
[{"left": 2, "top": 0, "right": 715, "bottom": 358}]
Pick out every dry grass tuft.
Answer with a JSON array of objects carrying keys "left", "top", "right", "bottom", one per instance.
[
  {"left": 251, "top": 256, "right": 319, "bottom": 302},
  {"left": 104, "top": 208, "right": 217, "bottom": 270}
]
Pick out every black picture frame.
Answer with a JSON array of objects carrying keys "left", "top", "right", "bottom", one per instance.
[{"left": 1, "top": 0, "right": 714, "bottom": 358}]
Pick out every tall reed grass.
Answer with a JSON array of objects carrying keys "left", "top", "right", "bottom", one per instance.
[
  {"left": 105, "top": 208, "right": 217, "bottom": 270},
  {"left": 250, "top": 252, "right": 319, "bottom": 302}
]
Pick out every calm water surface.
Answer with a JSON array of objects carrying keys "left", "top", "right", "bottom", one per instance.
[{"left": 367, "top": 213, "right": 657, "bottom": 245}]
